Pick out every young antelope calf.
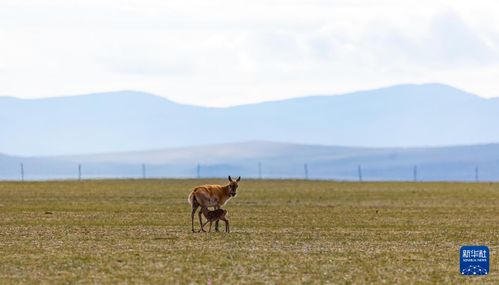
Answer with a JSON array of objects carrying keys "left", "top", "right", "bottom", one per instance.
[{"left": 200, "top": 207, "right": 230, "bottom": 233}]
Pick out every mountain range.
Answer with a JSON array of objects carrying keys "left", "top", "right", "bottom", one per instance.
[
  {"left": 1, "top": 141, "right": 499, "bottom": 181},
  {"left": 1, "top": 83, "right": 499, "bottom": 181},
  {"left": 2, "top": 83, "right": 499, "bottom": 156}
]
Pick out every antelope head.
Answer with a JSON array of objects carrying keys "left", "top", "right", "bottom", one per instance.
[{"left": 228, "top": 176, "right": 241, "bottom": 197}]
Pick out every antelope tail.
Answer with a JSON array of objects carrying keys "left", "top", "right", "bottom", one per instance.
[{"left": 188, "top": 192, "right": 196, "bottom": 206}]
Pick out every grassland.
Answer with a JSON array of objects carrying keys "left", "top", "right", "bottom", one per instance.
[{"left": 0, "top": 179, "right": 497, "bottom": 284}]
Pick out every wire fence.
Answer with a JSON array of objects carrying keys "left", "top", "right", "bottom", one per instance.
[{"left": 1, "top": 161, "right": 497, "bottom": 182}]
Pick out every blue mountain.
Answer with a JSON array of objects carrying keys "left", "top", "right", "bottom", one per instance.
[
  {"left": 2, "top": 141, "right": 499, "bottom": 181},
  {"left": 1, "top": 83, "right": 498, "bottom": 156}
]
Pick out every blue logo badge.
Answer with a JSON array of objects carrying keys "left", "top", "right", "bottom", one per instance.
[{"left": 460, "top": 246, "right": 489, "bottom": 276}]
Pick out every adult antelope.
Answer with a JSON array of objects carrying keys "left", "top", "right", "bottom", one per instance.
[{"left": 188, "top": 176, "right": 240, "bottom": 232}]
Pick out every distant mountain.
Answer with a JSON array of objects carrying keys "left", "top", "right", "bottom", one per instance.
[
  {"left": 2, "top": 141, "right": 499, "bottom": 181},
  {"left": 1, "top": 83, "right": 499, "bottom": 155}
]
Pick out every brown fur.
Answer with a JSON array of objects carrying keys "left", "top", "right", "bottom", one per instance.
[
  {"left": 188, "top": 176, "right": 240, "bottom": 232},
  {"left": 200, "top": 207, "right": 229, "bottom": 233}
]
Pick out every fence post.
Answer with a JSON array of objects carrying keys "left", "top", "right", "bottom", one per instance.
[
  {"left": 20, "top": 163, "right": 24, "bottom": 182},
  {"left": 413, "top": 166, "right": 418, "bottom": 182},
  {"left": 475, "top": 166, "right": 479, "bottom": 182},
  {"left": 358, "top": 165, "right": 362, "bottom": 182},
  {"left": 78, "top": 164, "right": 82, "bottom": 181}
]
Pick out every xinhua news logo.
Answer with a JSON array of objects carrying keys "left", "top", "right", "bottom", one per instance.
[{"left": 460, "top": 245, "right": 489, "bottom": 276}]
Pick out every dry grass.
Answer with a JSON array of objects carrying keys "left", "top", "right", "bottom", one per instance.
[{"left": 0, "top": 179, "right": 497, "bottom": 284}]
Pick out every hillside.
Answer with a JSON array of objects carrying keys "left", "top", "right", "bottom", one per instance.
[
  {"left": 2, "top": 83, "right": 499, "bottom": 155},
  {"left": 1, "top": 142, "right": 499, "bottom": 181}
]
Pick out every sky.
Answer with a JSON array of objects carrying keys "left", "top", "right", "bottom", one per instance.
[{"left": 0, "top": 0, "right": 498, "bottom": 107}]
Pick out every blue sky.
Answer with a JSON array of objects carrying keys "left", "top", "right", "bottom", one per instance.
[{"left": 0, "top": 0, "right": 498, "bottom": 106}]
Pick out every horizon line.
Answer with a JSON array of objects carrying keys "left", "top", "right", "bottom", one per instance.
[{"left": 1, "top": 82, "right": 495, "bottom": 109}]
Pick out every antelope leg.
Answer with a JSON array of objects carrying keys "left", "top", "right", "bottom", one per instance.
[{"left": 191, "top": 204, "right": 199, "bottom": 233}]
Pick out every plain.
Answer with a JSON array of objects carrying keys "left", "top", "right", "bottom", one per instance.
[{"left": 0, "top": 179, "right": 497, "bottom": 284}]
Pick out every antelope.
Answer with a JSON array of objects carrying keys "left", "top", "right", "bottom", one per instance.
[
  {"left": 200, "top": 207, "right": 229, "bottom": 233},
  {"left": 188, "top": 176, "right": 240, "bottom": 232}
]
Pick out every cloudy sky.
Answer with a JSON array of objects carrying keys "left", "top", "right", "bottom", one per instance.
[{"left": 1, "top": 0, "right": 498, "bottom": 106}]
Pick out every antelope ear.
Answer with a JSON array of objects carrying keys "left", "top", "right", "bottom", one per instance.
[
  {"left": 236, "top": 176, "right": 241, "bottom": 182},
  {"left": 228, "top": 176, "right": 233, "bottom": 182}
]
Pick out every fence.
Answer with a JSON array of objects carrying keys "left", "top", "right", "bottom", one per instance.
[{"left": 0, "top": 161, "right": 496, "bottom": 182}]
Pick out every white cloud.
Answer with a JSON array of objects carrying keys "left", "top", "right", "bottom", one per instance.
[{"left": 0, "top": 0, "right": 499, "bottom": 106}]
